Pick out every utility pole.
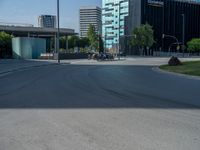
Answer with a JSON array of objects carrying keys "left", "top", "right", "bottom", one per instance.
[
  {"left": 182, "top": 14, "right": 185, "bottom": 57},
  {"left": 162, "top": 2, "right": 165, "bottom": 53},
  {"left": 57, "top": 0, "right": 60, "bottom": 63}
]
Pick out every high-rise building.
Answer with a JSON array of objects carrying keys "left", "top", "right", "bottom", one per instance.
[
  {"left": 79, "top": 6, "right": 102, "bottom": 38},
  {"left": 124, "top": 0, "right": 200, "bottom": 55},
  {"left": 38, "top": 15, "right": 56, "bottom": 28},
  {"left": 102, "top": 0, "right": 129, "bottom": 49}
]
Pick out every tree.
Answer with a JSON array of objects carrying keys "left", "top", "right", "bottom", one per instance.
[
  {"left": 87, "top": 24, "right": 98, "bottom": 51},
  {"left": 60, "top": 36, "right": 68, "bottom": 50},
  {"left": 187, "top": 38, "right": 200, "bottom": 54},
  {"left": 131, "top": 23, "right": 154, "bottom": 55},
  {"left": 98, "top": 35, "right": 104, "bottom": 53},
  {"left": 68, "top": 35, "right": 79, "bottom": 50},
  {"left": 67, "top": 36, "right": 90, "bottom": 53},
  {"left": 0, "top": 32, "right": 13, "bottom": 48},
  {"left": 79, "top": 37, "right": 90, "bottom": 49},
  {"left": 76, "top": 37, "right": 90, "bottom": 53},
  {"left": 0, "top": 32, "right": 13, "bottom": 58}
]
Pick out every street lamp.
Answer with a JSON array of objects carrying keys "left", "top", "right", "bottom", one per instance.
[
  {"left": 118, "top": 1, "right": 123, "bottom": 60},
  {"left": 162, "top": 34, "right": 180, "bottom": 53},
  {"left": 57, "top": 0, "right": 60, "bottom": 63},
  {"left": 162, "top": 34, "right": 180, "bottom": 50},
  {"left": 162, "top": 34, "right": 179, "bottom": 44},
  {"left": 182, "top": 14, "right": 185, "bottom": 57}
]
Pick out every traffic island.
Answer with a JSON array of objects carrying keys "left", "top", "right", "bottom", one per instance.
[{"left": 160, "top": 61, "right": 200, "bottom": 77}]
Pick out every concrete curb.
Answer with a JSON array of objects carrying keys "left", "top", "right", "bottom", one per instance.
[{"left": 153, "top": 66, "right": 200, "bottom": 81}]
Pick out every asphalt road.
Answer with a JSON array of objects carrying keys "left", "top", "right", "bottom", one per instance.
[{"left": 0, "top": 64, "right": 200, "bottom": 150}]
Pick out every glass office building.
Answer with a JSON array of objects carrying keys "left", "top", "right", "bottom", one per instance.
[
  {"left": 124, "top": 0, "right": 200, "bottom": 55},
  {"left": 102, "top": 0, "right": 129, "bottom": 49}
]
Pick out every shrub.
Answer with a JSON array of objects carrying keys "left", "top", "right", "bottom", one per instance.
[{"left": 168, "top": 56, "right": 182, "bottom": 66}]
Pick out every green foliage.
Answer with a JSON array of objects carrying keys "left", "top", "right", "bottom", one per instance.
[
  {"left": 67, "top": 36, "right": 90, "bottom": 53},
  {"left": 131, "top": 23, "right": 154, "bottom": 49},
  {"left": 79, "top": 37, "right": 90, "bottom": 48},
  {"left": 0, "top": 32, "right": 13, "bottom": 49},
  {"left": 187, "top": 38, "right": 200, "bottom": 53},
  {"left": 87, "top": 24, "right": 98, "bottom": 50},
  {"left": 68, "top": 36, "right": 89, "bottom": 49},
  {"left": 59, "top": 36, "right": 68, "bottom": 50},
  {"left": 68, "top": 35, "right": 79, "bottom": 49},
  {"left": 79, "top": 48, "right": 89, "bottom": 53}
]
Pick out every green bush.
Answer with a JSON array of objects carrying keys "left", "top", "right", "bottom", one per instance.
[
  {"left": 187, "top": 38, "right": 200, "bottom": 53},
  {"left": 0, "top": 31, "right": 13, "bottom": 49}
]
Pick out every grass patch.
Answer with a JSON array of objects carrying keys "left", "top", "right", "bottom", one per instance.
[{"left": 160, "top": 61, "right": 200, "bottom": 76}]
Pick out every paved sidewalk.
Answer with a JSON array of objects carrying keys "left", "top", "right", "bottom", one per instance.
[{"left": 69, "top": 57, "right": 200, "bottom": 66}]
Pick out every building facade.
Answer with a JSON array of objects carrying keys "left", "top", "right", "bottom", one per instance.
[
  {"left": 124, "top": 0, "right": 200, "bottom": 55},
  {"left": 38, "top": 15, "right": 56, "bottom": 28},
  {"left": 102, "top": 0, "right": 129, "bottom": 49},
  {"left": 79, "top": 6, "right": 102, "bottom": 38}
]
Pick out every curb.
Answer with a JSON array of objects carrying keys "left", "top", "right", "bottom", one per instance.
[{"left": 152, "top": 66, "right": 200, "bottom": 81}]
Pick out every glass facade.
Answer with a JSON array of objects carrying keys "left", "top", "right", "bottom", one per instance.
[
  {"left": 102, "top": 0, "right": 129, "bottom": 49},
  {"left": 124, "top": 0, "right": 200, "bottom": 55}
]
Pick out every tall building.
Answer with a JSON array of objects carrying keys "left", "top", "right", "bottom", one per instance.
[
  {"left": 38, "top": 15, "right": 56, "bottom": 28},
  {"left": 79, "top": 6, "right": 102, "bottom": 38},
  {"left": 124, "top": 0, "right": 200, "bottom": 55},
  {"left": 102, "top": 0, "right": 129, "bottom": 49}
]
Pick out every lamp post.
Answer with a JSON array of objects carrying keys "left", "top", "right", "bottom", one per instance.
[
  {"left": 57, "top": 0, "right": 60, "bottom": 63},
  {"left": 182, "top": 14, "right": 185, "bottom": 57}
]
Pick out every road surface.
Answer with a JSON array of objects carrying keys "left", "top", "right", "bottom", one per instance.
[{"left": 0, "top": 64, "right": 200, "bottom": 150}]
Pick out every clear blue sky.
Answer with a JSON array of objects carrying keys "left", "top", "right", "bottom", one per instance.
[{"left": 0, "top": 0, "right": 101, "bottom": 32}]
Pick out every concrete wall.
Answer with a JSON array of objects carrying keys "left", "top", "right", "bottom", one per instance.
[{"left": 12, "top": 37, "right": 46, "bottom": 59}]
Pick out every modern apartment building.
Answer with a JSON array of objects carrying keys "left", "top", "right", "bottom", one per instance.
[
  {"left": 38, "top": 15, "right": 56, "bottom": 28},
  {"left": 79, "top": 6, "right": 102, "bottom": 38},
  {"left": 102, "top": 0, "right": 129, "bottom": 49}
]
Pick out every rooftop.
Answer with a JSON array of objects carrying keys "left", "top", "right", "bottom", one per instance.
[{"left": 0, "top": 25, "right": 75, "bottom": 37}]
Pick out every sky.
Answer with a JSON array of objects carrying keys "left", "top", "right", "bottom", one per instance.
[{"left": 0, "top": 0, "right": 101, "bottom": 32}]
